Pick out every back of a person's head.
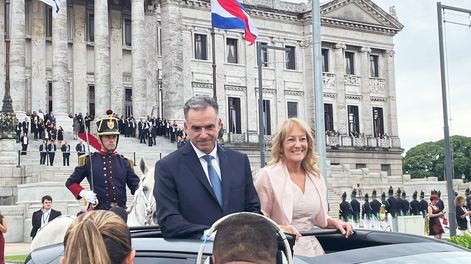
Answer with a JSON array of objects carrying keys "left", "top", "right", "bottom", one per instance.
[
  {"left": 62, "top": 210, "right": 133, "bottom": 264},
  {"left": 212, "top": 214, "right": 277, "bottom": 264}
]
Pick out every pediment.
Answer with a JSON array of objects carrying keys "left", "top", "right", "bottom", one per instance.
[{"left": 321, "top": 0, "right": 403, "bottom": 34}]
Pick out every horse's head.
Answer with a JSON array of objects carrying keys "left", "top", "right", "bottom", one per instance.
[{"left": 127, "top": 159, "right": 157, "bottom": 226}]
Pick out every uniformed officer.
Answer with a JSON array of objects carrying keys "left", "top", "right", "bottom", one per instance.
[
  {"left": 65, "top": 110, "right": 140, "bottom": 211},
  {"left": 362, "top": 193, "right": 373, "bottom": 229},
  {"left": 350, "top": 189, "right": 361, "bottom": 229},
  {"left": 437, "top": 190, "right": 445, "bottom": 212},
  {"left": 386, "top": 186, "right": 398, "bottom": 231},
  {"left": 370, "top": 190, "right": 382, "bottom": 230},
  {"left": 396, "top": 188, "right": 403, "bottom": 216},
  {"left": 419, "top": 190, "right": 428, "bottom": 217},
  {"left": 339, "top": 192, "right": 353, "bottom": 223},
  {"left": 401, "top": 191, "right": 409, "bottom": 216},
  {"left": 409, "top": 191, "right": 421, "bottom": 215}
]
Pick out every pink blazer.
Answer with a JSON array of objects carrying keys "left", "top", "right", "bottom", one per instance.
[{"left": 254, "top": 161, "right": 329, "bottom": 228}]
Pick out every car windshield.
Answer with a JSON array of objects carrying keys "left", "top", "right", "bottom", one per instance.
[{"left": 364, "top": 252, "right": 471, "bottom": 264}]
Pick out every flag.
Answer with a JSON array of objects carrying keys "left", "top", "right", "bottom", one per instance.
[
  {"left": 40, "top": 0, "right": 61, "bottom": 16},
  {"left": 211, "top": 0, "right": 258, "bottom": 44}
]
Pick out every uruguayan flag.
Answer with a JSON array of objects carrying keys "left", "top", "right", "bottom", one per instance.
[{"left": 40, "top": 0, "right": 61, "bottom": 16}]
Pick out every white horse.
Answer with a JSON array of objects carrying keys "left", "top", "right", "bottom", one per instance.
[
  {"left": 127, "top": 159, "right": 157, "bottom": 226},
  {"left": 30, "top": 159, "right": 157, "bottom": 250}
]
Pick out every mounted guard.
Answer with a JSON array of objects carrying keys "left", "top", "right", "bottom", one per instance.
[{"left": 65, "top": 110, "right": 140, "bottom": 211}]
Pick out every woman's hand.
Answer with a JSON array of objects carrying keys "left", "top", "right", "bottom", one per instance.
[
  {"left": 334, "top": 220, "right": 354, "bottom": 238},
  {"left": 279, "top": 224, "right": 302, "bottom": 240}
]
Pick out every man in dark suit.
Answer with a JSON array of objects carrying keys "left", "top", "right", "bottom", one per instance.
[
  {"left": 61, "top": 141, "right": 71, "bottom": 166},
  {"left": 39, "top": 139, "right": 48, "bottom": 165},
  {"left": 47, "top": 140, "right": 56, "bottom": 166},
  {"left": 154, "top": 96, "right": 260, "bottom": 239},
  {"left": 30, "top": 195, "right": 62, "bottom": 239},
  {"left": 75, "top": 140, "right": 86, "bottom": 159}
]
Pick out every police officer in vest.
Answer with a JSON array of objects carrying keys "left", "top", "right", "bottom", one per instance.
[{"left": 65, "top": 110, "right": 140, "bottom": 210}]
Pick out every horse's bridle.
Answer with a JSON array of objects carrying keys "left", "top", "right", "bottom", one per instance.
[{"left": 129, "top": 175, "right": 156, "bottom": 225}]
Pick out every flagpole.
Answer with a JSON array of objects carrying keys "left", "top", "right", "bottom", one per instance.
[{"left": 211, "top": 26, "right": 217, "bottom": 100}]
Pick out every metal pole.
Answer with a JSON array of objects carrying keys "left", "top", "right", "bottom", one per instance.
[
  {"left": 312, "top": 0, "right": 327, "bottom": 182},
  {"left": 211, "top": 26, "right": 217, "bottom": 100},
  {"left": 17, "top": 150, "right": 20, "bottom": 167},
  {"left": 257, "top": 43, "right": 265, "bottom": 168},
  {"left": 437, "top": 2, "right": 456, "bottom": 237},
  {"left": 134, "top": 151, "right": 136, "bottom": 166}
]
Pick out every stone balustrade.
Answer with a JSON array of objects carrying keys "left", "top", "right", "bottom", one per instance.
[{"left": 326, "top": 135, "right": 401, "bottom": 149}]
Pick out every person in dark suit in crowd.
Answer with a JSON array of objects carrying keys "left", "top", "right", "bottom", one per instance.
[
  {"left": 39, "top": 139, "right": 48, "bottom": 165},
  {"left": 419, "top": 191, "right": 429, "bottom": 217},
  {"left": 66, "top": 110, "right": 140, "bottom": 211},
  {"left": 75, "top": 140, "right": 86, "bottom": 159},
  {"left": 22, "top": 118, "right": 29, "bottom": 136},
  {"left": 47, "top": 140, "right": 57, "bottom": 166},
  {"left": 154, "top": 96, "right": 260, "bottom": 239},
  {"left": 20, "top": 133, "right": 29, "bottom": 155},
  {"left": 61, "top": 141, "right": 71, "bottom": 166},
  {"left": 30, "top": 195, "right": 62, "bottom": 239},
  {"left": 32, "top": 119, "right": 39, "bottom": 140},
  {"left": 409, "top": 191, "right": 421, "bottom": 216},
  {"left": 15, "top": 122, "right": 22, "bottom": 143}
]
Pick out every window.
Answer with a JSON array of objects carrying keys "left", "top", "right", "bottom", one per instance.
[
  {"left": 324, "top": 103, "right": 334, "bottom": 132},
  {"left": 356, "top": 164, "right": 367, "bottom": 169},
  {"left": 25, "top": 0, "right": 32, "bottom": 36},
  {"left": 257, "top": 42, "right": 268, "bottom": 67},
  {"left": 4, "top": 1, "right": 10, "bottom": 40},
  {"left": 322, "top": 48, "right": 329, "bottom": 72},
  {"left": 370, "top": 55, "right": 379, "bottom": 77},
  {"left": 46, "top": 6, "right": 52, "bottom": 38},
  {"left": 226, "top": 38, "right": 238, "bottom": 63},
  {"left": 87, "top": 12, "right": 94, "bottom": 42},
  {"left": 228, "top": 97, "right": 241, "bottom": 134},
  {"left": 381, "top": 164, "right": 391, "bottom": 176},
  {"left": 347, "top": 105, "right": 360, "bottom": 137},
  {"left": 287, "top": 102, "right": 298, "bottom": 118},
  {"left": 345, "top": 51, "right": 355, "bottom": 75},
  {"left": 125, "top": 88, "right": 133, "bottom": 118},
  {"left": 48, "top": 82, "right": 53, "bottom": 113},
  {"left": 88, "top": 85, "right": 95, "bottom": 117},
  {"left": 123, "top": 17, "right": 132, "bottom": 46},
  {"left": 285, "top": 45, "right": 296, "bottom": 70},
  {"left": 194, "top": 34, "right": 207, "bottom": 60},
  {"left": 260, "top": 99, "right": 271, "bottom": 135},
  {"left": 373, "top": 107, "right": 384, "bottom": 138}
]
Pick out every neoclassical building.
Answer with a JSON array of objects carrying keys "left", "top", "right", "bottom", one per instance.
[{"left": 0, "top": 0, "right": 404, "bottom": 174}]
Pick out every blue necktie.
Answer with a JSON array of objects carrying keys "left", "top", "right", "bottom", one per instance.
[{"left": 203, "top": 155, "right": 222, "bottom": 207}]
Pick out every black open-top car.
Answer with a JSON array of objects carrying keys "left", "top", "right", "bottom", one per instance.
[{"left": 25, "top": 227, "right": 471, "bottom": 264}]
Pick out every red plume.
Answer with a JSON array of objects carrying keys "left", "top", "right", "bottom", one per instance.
[{"left": 77, "top": 132, "right": 102, "bottom": 151}]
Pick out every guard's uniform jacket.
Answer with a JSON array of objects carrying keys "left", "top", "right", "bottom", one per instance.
[
  {"left": 409, "top": 199, "right": 421, "bottom": 215},
  {"left": 65, "top": 151, "right": 139, "bottom": 210},
  {"left": 370, "top": 199, "right": 382, "bottom": 218},
  {"left": 386, "top": 196, "right": 398, "bottom": 217}
]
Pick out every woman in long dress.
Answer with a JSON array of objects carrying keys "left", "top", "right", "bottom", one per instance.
[
  {"left": 254, "top": 118, "right": 353, "bottom": 257},
  {"left": 0, "top": 213, "right": 7, "bottom": 264}
]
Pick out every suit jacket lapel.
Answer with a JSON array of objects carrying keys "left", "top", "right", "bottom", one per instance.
[
  {"left": 218, "top": 145, "right": 230, "bottom": 211},
  {"left": 182, "top": 143, "right": 219, "bottom": 203}
]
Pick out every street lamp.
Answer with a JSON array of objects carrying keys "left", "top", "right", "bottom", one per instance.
[
  {"left": 0, "top": 40, "right": 18, "bottom": 139},
  {"left": 257, "top": 43, "right": 290, "bottom": 167}
]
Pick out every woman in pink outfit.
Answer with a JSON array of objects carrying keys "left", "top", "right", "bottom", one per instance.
[{"left": 0, "top": 213, "right": 7, "bottom": 264}]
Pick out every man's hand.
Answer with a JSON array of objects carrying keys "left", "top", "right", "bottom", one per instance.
[{"left": 80, "top": 190, "right": 97, "bottom": 204}]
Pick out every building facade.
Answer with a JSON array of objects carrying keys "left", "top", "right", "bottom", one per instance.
[{"left": 0, "top": 0, "right": 404, "bottom": 174}]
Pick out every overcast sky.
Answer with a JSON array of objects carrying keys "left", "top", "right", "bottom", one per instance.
[{"left": 287, "top": 0, "right": 471, "bottom": 152}]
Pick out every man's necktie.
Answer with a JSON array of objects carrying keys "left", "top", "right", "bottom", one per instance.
[{"left": 203, "top": 155, "right": 222, "bottom": 207}]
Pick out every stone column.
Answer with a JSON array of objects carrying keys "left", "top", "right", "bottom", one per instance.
[
  {"left": 73, "top": 4, "right": 87, "bottom": 115},
  {"left": 94, "top": 0, "right": 111, "bottom": 117},
  {"left": 52, "top": 0, "right": 69, "bottom": 127},
  {"left": 273, "top": 39, "right": 284, "bottom": 128},
  {"left": 215, "top": 32, "right": 226, "bottom": 127},
  {"left": 385, "top": 50, "right": 399, "bottom": 137},
  {"left": 110, "top": 9, "right": 123, "bottom": 116},
  {"left": 131, "top": 0, "right": 146, "bottom": 119},
  {"left": 161, "top": 0, "right": 184, "bottom": 121},
  {"left": 31, "top": 1, "right": 47, "bottom": 113},
  {"left": 0, "top": 0, "right": 5, "bottom": 102},
  {"left": 181, "top": 25, "right": 192, "bottom": 112},
  {"left": 245, "top": 39, "right": 258, "bottom": 142},
  {"left": 145, "top": 11, "right": 159, "bottom": 117},
  {"left": 10, "top": 0, "right": 26, "bottom": 116},
  {"left": 360, "top": 47, "right": 372, "bottom": 135},
  {"left": 333, "top": 43, "right": 347, "bottom": 134}
]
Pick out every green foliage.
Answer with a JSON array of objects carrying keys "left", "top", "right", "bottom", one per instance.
[
  {"left": 4, "top": 255, "right": 27, "bottom": 262},
  {"left": 449, "top": 233, "right": 471, "bottom": 250},
  {"left": 403, "top": 135, "right": 471, "bottom": 180}
]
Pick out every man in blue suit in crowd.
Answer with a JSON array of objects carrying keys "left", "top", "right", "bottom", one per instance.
[{"left": 154, "top": 96, "right": 261, "bottom": 238}]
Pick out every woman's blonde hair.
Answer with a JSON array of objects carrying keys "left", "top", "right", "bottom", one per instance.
[
  {"left": 62, "top": 210, "right": 132, "bottom": 264},
  {"left": 455, "top": 195, "right": 465, "bottom": 206},
  {"left": 269, "top": 118, "right": 321, "bottom": 176}
]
